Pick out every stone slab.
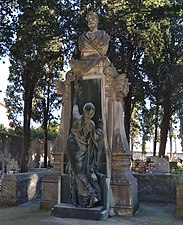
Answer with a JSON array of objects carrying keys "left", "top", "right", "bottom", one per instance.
[
  {"left": 52, "top": 203, "right": 107, "bottom": 220},
  {"left": 0, "top": 171, "right": 49, "bottom": 206}
]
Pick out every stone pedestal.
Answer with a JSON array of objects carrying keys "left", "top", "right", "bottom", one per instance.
[
  {"left": 40, "top": 150, "right": 64, "bottom": 209},
  {"left": 40, "top": 170, "right": 60, "bottom": 209},
  {"left": 109, "top": 153, "right": 139, "bottom": 216},
  {"left": 176, "top": 177, "right": 183, "bottom": 219},
  {"left": 52, "top": 203, "right": 108, "bottom": 220},
  {"left": 110, "top": 184, "right": 138, "bottom": 217}
]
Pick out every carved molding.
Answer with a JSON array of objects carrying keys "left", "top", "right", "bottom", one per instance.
[{"left": 105, "top": 73, "right": 130, "bottom": 101}]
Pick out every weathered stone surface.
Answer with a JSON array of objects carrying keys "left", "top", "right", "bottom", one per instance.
[
  {"left": 60, "top": 174, "right": 71, "bottom": 204},
  {"left": 110, "top": 177, "right": 139, "bottom": 217},
  {"left": 0, "top": 171, "right": 48, "bottom": 206},
  {"left": 40, "top": 171, "right": 60, "bottom": 209},
  {"left": 154, "top": 157, "right": 170, "bottom": 173},
  {"left": 134, "top": 174, "right": 180, "bottom": 203},
  {"left": 109, "top": 151, "right": 138, "bottom": 216},
  {"left": 176, "top": 177, "right": 183, "bottom": 219}
]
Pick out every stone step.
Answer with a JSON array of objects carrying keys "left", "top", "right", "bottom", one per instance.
[{"left": 51, "top": 203, "right": 108, "bottom": 220}]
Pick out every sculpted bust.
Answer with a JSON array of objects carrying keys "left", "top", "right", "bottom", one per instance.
[
  {"left": 70, "top": 11, "right": 118, "bottom": 77},
  {"left": 78, "top": 11, "right": 110, "bottom": 59}
]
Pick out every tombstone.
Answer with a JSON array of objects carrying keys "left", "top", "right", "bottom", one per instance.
[
  {"left": 150, "top": 156, "right": 158, "bottom": 164},
  {"left": 155, "top": 157, "right": 170, "bottom": 173},
  {"left": 7, "top": 159, "right": 19, "bottom": 174},
  {"left": 41, "top": 11, "right": 138, "bottom": 219}
]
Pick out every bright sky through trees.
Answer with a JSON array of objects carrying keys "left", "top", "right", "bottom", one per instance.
[{"left": 0, "top": 58, "right": 10, "bottom": 103}]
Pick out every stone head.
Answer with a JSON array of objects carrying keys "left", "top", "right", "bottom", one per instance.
[
  {"left": 86, "top": 11, "right": 99, "bottom": 31},
  {"left": 83, "top": 102, "right": 95, "bottom": 119}
]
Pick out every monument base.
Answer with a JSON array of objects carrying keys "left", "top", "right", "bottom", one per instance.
[
  {"left": 52, "top": 203, "right": 108, "bottom": 220},
  {"left": 109, "top": 171, "right": 139, "bottom": 216},
  {"left": 109, "top": 199, "right": 139, "bottom": 217},
  {"left": 110, "top": 181, "right": 139, "bottom": 217},
  {"left": 40, "top": 171, "right": 60, "bottom": 209}
]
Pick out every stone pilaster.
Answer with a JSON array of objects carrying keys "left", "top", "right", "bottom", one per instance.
[{"left": 104, "top": 72, "right": 138, "bottom": 216}]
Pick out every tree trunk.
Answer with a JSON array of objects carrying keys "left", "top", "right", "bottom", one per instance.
[
  {"left": 153, "top": 103, "right": 159, "bottom": 156},
  {"left": 43, "top": 80, "right": 50, "bottom": 168},
  {"left": 21, "top": 103, "right": 30, "bottom": 173},
  {"left": 159, "top": 97, "right": 171, "bottom": 157},
  {"left": 21, "top": 69, "right": 33, "bottom": 173},
  {"left": 142, "top": 135, "right": 146, "bottom": 155},
  {"left": 124, "top": 92, "right": 132, "bottom": 143},
  {"left": 180, "top": 119, "right": 183, "bottom": 152},
  {"left": 169, "top": 120, "right": 173, "bottom": 159},
  {"left": 130, "top": 138, "right": 134, "bottom": 153},
  {"left": 124, "top": 32, "right": 133, "bottom": 143},
  {"left": 169, "top": 134, "right": 172, "bottom": 158},
  {"left": 43, "top": 123, "right": 48, "bottom": 168}
]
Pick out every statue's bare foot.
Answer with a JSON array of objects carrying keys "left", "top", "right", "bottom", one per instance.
[{"left": 88, "top": 196, "right": 98, "bottom": 208}]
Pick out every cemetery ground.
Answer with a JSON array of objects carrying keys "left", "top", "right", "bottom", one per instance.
[{"left": 0, "top": 199, "right": 182, "bottom": 225}]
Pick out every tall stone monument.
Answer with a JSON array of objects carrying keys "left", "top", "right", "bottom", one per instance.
[{"left": 41, "top": 11, "right": 138, "bottom": 219}]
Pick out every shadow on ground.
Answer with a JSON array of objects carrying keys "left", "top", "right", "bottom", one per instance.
[{"left": 0, "top": 200, "right": 182, "bottom": 225}]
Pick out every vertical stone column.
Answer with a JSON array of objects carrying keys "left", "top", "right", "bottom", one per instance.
[{"left": 104, "top": 75, "right": 139, "bottom": 216}]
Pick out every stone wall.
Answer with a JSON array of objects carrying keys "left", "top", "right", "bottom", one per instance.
[
  {"left": 1, "top": 171, "right": 183, "bottom": 211},
  {"left": 134, "top": 174, "right": 181, "bottom": 203},
  {"left": 0, "top": 171, "right": 49, "bottom": 206},
  {"left": 0, "top": 132, "right": 54, "bottom": 173},
  {"left": 176, "top": 177, "right": 183, "bottom": 219}
]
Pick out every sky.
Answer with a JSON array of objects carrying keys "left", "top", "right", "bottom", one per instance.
[{"left": 0, "top": 57, "right": 10, "bottom": 103}]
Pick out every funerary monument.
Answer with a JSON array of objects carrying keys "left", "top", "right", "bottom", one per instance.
[{"left": 41, "top": 11, "right": 138, "bottom": 220}]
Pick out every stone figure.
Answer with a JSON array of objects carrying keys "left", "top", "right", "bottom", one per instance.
[
  {"left": 67, "top": 82, "right": 104, "bottom": 208},
  {"left": 78, "top": 11, "right": 110, "bottom": 58},
  {"left": 70, "top": 11, "right": 118, "bottom": 77}
]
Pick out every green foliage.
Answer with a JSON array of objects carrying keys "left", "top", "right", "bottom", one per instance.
[
  {"left": 30, "top": 125, "right": 58, "bottom": 141},
  {"left": 143, "top": 1, "right": 183, "bottom": 156},
  {"left": 2, "top": 0, "right": 69, "bottom": 171},
  {"left": 5, "top": 0, "right": 65, "bottom": 127},
  {"left": 73, "top": 0, "right": 183, "bottom": 154},
  {"left": 0, "top": 124, "right": 7, "bottom": 133},
  {"left": 0, "top": 123, "right": 22, "bottom": 136},
  {"left": 2, "top": 0, "right": 183, "bottom": 160},
  {"left": 0, "top": 0, "right": 18, "bottom": 58},
  {"left": 139, "top": 103, "right": 156, "bottom": 154},
  {"left": 130, "top": 103, "right": 141, "bottom": 143}
]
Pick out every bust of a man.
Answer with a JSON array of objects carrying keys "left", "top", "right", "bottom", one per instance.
[
  {"left": 78, "top": 11, "right": 110, "bottom": 59},
  {"left": 70, "top": 11, "right": 118, "bottom": 77}
]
